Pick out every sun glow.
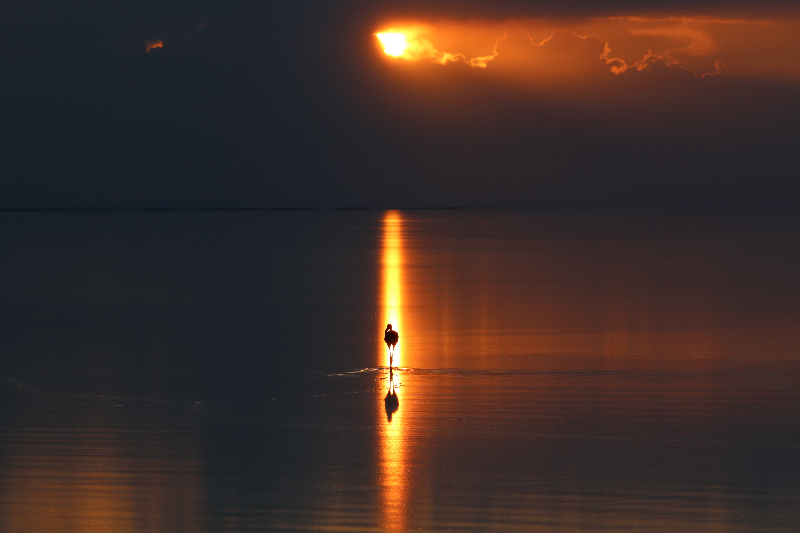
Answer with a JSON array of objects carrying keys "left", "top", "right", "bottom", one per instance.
[
  {"left": 377, "top": 32, "right": 408, "bottom": 57},
  {"left": 375, "top": 27, "right": 468, "bottom": 64},
  {"left": 374, "top": 16, "right": 800, "bottom": 81}
]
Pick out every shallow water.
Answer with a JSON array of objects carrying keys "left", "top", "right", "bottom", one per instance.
[{"left": 1, "top": 209, "right": 799, "bottom": 531}]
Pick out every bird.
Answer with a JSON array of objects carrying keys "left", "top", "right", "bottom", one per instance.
[
  {"left": 384, "top": 324, "right": 399, "bottom": 367},
  {"left": 384, "top": 323, "right": 399, "bottom": 347}
]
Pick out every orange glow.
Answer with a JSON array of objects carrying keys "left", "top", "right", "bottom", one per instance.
[
  {"left": 378, "top": 210, "right": 409, "bottom": 531},
  {"left": 377, "top": 32, "right": 408, "bottom": 57},
  {"left": 378, "top": 373, "right": 409, "bottom": 530},
  {"left": 380, "top": 210, "right": 404, "bottom": 368},
  {"left": 2, "top": 409, "right": 203, "bottom": 532},
  {"left": 146, "top": 40, "right": 163, "bottom": 52},
  {"left": 374, "top": 15, "right": 800, "bottom": 81},
  {"left": 375, "top": 27, "right": 466, "bottom": 64}
]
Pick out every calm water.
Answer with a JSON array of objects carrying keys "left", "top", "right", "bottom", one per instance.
[{"left": 1, "top": 209, "right": 799, "bottom": 531}]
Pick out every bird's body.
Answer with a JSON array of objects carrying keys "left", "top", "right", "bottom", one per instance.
[
  {"left": 384, "top": 324, "right": 399, "bottom": 368},
  {"left": 384, "top": 324, "right": 399, "bottom": 347}
]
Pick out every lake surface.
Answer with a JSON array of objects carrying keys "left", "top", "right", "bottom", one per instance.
[{"left": 1, "top": 209, "right": 799, "bottom": 531}]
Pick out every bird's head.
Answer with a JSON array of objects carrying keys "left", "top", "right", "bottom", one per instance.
[{"left": 386, "top": 324, "right": 393, "bottom": 331}]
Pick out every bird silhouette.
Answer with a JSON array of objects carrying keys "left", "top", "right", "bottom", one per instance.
[{"left": 384, "top": 324, "right": 399, "bottom": 368}]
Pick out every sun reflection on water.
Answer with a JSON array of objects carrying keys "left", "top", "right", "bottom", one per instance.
[
  {"left": 379, "top": 210, "right": 409, "bottom": 530},
  {"left": 381, "top": 210, "right": 403, "bottom": 369}
]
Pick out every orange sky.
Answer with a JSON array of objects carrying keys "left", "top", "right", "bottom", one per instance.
[
  {"left": 375, "top": 16, "right": 800, "bottom": 82},
  {"left": 3, "top": 0, "right": 799, "bottom": 208}
]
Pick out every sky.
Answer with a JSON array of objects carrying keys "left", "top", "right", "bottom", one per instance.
[{"left": 2, "top": 0, "right": 799, "bottom": 208}]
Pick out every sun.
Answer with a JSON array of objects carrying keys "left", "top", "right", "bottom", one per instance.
[{"left": 376, "top": 32, "right": 408, "bottom": 57}]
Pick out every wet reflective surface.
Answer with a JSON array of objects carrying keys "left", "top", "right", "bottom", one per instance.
[{"left": 1, "top": 209, "right": 799, "bottom": 531}]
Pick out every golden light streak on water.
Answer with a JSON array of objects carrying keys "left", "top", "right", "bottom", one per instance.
[
  {"left": 379, "top": 210, "right": 409, "bottom": 530},
  {"left": 381, "top": 210, "right": 403, "bottom": 369}
]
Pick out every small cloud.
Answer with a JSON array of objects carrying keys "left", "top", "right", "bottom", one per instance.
[
  {"left": 703, "top": 59, "right": 729, "bottom": 77},
  {"left": 487, "top": 30, "right": 619, "bottom": 82},
  {"left": 627, "top": 25, "right": 719, "bottom": 59}
]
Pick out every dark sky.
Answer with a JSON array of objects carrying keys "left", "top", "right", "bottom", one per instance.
[{"left": 2, "top": 0, "right": 799, "bottom": 208}]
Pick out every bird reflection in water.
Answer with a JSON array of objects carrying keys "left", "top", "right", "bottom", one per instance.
[
  {"left": 385, "top": 366, "right": 400, "bottom": 421},
  {"left": 384, "top": 324, "right": 400, "bottom": 421}
]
